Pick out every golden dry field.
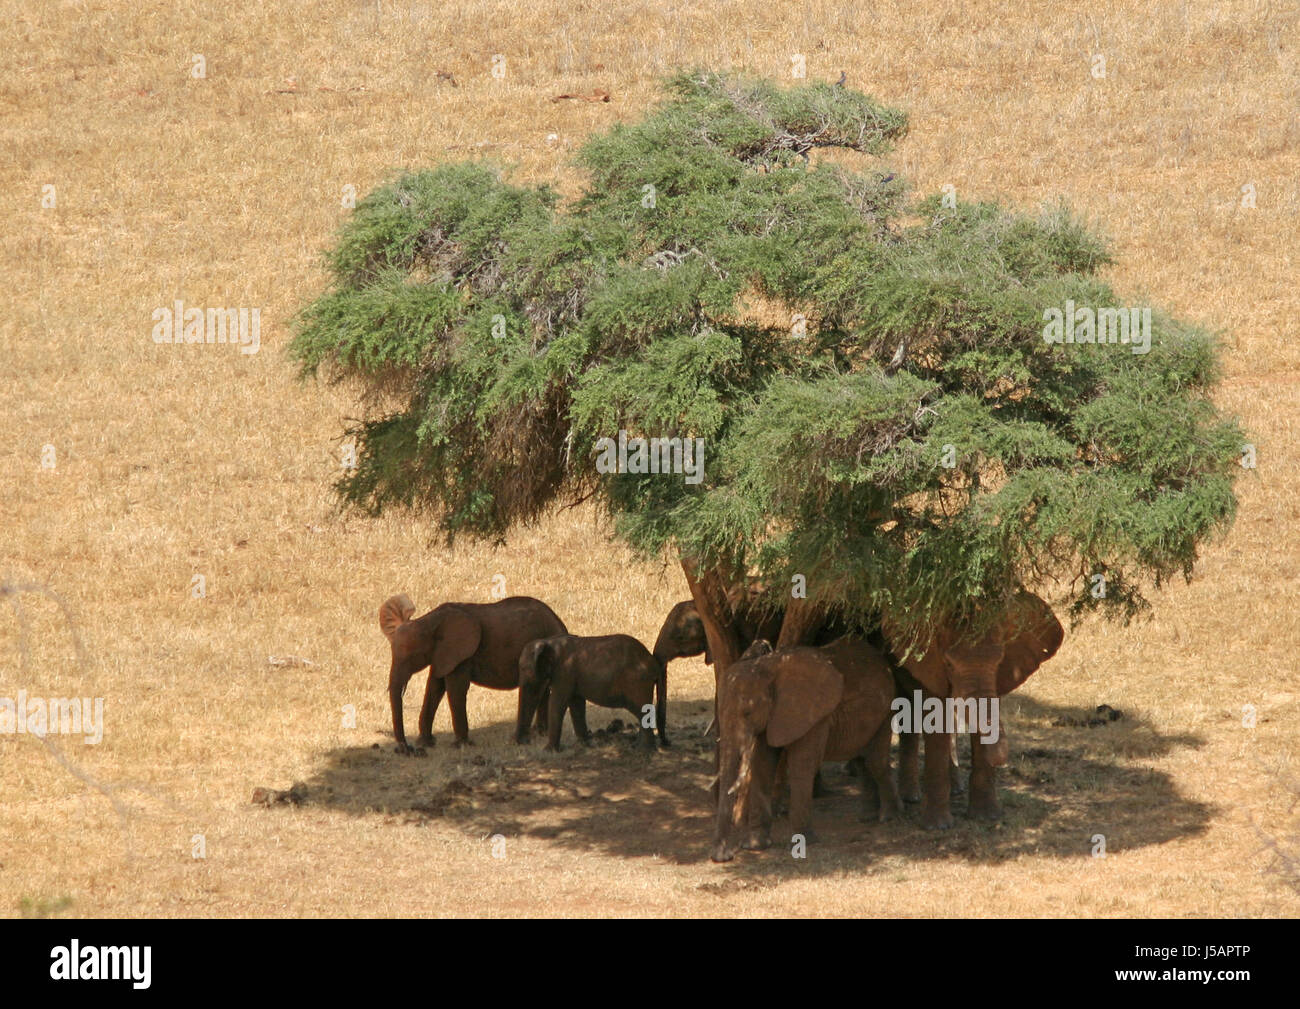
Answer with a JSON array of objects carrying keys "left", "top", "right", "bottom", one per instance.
[{"left": 2, "top": 0, "right": 1299, "bottom": 918}]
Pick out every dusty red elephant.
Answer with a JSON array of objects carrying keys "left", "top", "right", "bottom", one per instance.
[
  {"left": 883, "top": 590, "right": 1063, "bottom": 829},
  {"left": 712, "top": 637, "right": 902, "bottom": 862},
  {"left": 380, "top": 593, "right": 567, "bottom": 752}
]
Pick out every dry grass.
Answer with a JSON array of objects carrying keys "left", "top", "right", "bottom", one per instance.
[{"left": 2, "top": 0, "right": 1298, "bottom": 917}]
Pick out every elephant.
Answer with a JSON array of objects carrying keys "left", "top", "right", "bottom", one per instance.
[
  {"left": 516, "top": 633, "right": 668, "bottom": 751},
  {"left": 652, "top": 587, "right": 785, "bottom": 668},
  {"left": 881, "top": 590, "right": 1063, "bottom": 829},
  {"left": 657, "top": 592, "right": 854, "bottom": 801},
  {"left": 379, "top": 593, "right": 567, "bottom": 753},
  {"left": 712, "top": 636, "right": 901, "bottom": 863}
]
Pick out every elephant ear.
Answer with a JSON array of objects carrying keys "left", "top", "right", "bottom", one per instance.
[
  {"left": 881, "top": 614, "right": 951, "bottom": 696},
  {"left": 765, "top": 649, "right": 843, "bottom": 748},
  {"left": 684, "top": 607, "right": 712, "bottom": 665},
  {"left": 431, "top": 606, "right": 481, "bottom": 678},
  {"left": 518, "top": 639, "right": 548, "bottom": 684},
  {"left": 996, "top": 592, "right": 1064, "bottom": 695}
]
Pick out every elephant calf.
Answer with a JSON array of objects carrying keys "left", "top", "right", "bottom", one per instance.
[
  {"left": 713, "top": 637, "right": 901, "bottom": 863},
  {"left": 517, "top": 634, "right": 668, "bottom": 751}
]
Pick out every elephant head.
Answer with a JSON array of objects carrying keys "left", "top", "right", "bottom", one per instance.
[
  {"left": 712, "top": 643, "right": 843, "bottom": 862},
  {"left": 655, "top": 587, "right": 788, "bottom": 669},
  {"left": 383, "top": 599, "right": 482, "bottom": 750},
  {"left": 653, "top": 599, "right": 711, "bottom": 666}
]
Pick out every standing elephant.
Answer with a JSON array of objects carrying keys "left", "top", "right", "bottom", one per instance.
[
  {"left": 882, "top": 590, "right": 1063, "bottom": 829},
  {"left": 516, "top": 633, "right": 668, "bottom": 751},
  {"left": 712, "top": 637, "right": 901, "bottom": 863},
  {"left": 379, "top": 593, "right": 567, "bottom": 753}
]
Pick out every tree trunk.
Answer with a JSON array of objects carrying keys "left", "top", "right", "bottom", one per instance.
[
  {"left": 776, "top": 596, "right": 825, "bottom": 648},
  {"left": 681, "top": 559, "right": 742, "bottom": 677}
]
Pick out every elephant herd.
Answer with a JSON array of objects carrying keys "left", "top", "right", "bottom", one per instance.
[{"left": 378, "top": 585, "right": 1064, "bottom": 862}]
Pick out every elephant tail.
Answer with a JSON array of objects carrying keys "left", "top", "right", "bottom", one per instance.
[{"left": 379, "top": 594, "right": 416, "bottom": 639}]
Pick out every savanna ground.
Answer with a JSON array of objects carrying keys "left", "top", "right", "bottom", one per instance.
[{"left": 2, "top": 0, "right": 1299, "bottom": 918}]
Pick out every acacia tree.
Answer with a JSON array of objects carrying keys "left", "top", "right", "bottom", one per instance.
[{"left": 291, "top": 70, "right": 1245, "bottom": 672}]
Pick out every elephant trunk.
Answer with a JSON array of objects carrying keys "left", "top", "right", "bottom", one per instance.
[
  {"left": 961, "top": 690, "right": 1008, "bottom": 767},
  {"left": 651, "top": 627, "right": 673, "bottom": 668},
  {"left": 711, "top": 734, "right": 748, "bottom": 862},
  {"left": 730, "top": 739, "right": 755, "bottom": 827}
]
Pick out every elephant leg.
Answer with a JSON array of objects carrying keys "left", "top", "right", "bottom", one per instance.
[
  {"left": 898, "top": 729, "right": 921, "bottom": 803},
  {"left": 635, "top": 718, "right": 657, "bottom": 752},
  {"left": 967, "top": 730, "right": 1003, "bottom": 820},
  {"left": 545, "top": 682, "right": 570, "bottom": 751},
  {"left": 785, "top": 724, "right": 830, "bottom": 845},
  {"left": 771, "top": 750, "right": 790, "bottom": 816},
  {"left": 920, "top": 726, "right": 955, "bottom": 830},
  {"left": 626, "top": 696, "right": 656, "bottom": 751},
  {"left": 533, "top": 683, "right": 550, "bottom": 734},
  {"left": 569, "top": 696, "right": 591, "bottom": 745},
  {"left": 859, "top": 756, "right": 880, "bottom": 820},
  {"left": 417, "top": 671, "right": 447, "bottom": 749},
  {"left": 445, "top": 667, "right": 474, "bottom": 747},
  {"left": 862, "top": 723, "right": 901, "bottom": 823},
  {"left": 812, "top": 769, "right": 829, "bottom": 798},
  {"left": 514, "top": 684, "right": 537, "bottom": 745}
]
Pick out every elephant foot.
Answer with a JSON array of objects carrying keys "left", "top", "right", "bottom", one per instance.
[
  {"left": 543, "top": 743, "right": 561, "bottom": 753},
  {"left": 578, "top": 735, "right": 593, "bottom": 747},
  {"left": 417, "top": 734, "right": 436, "bottom": 749},
  {"left": 864, "top": 799, "right": 902, "bottom": 823},
  {"left": 452, "top": 737, "right": 475, "bottom": 748},
  {"left": 741, "top": 830, "right": 771, "bottom": 851},
  {"left": 658, "top": 735, "right": 672, "bottom": 748},
  {"left": 710, "top": 843, "right": 736, "bottom": 863},
  {"left": 792, "top": 828, "right": 819, "bottom": 845},
  {"left": 920, "top": 805, "right": 955, "bottom": 830},
  {"left": 394, "top": 742, "right": 427, "bottom": 757},
  {"left": 514, "top": 733, "right": 531, "bottom": 745}
]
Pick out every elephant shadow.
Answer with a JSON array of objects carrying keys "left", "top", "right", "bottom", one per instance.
[{"left": 296, "top": 694, "right": 1212, "bottom": 877}]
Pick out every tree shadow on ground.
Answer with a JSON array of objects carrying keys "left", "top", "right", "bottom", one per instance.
[{"left": 289, "top": 693, "right": 1211, "bottom": 879}]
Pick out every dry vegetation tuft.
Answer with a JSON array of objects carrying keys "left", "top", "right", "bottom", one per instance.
[{"left": 1, "top": 0, "right": 1297, "bottom": 917}]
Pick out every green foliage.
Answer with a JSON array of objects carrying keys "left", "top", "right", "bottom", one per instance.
[{"left": 291, "top": 69, "right": 1246, "bottom": 638}]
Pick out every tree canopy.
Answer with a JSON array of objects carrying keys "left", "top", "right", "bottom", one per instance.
[{"left": 291, "top": 69, "right": 1245, "bottom": 653}]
